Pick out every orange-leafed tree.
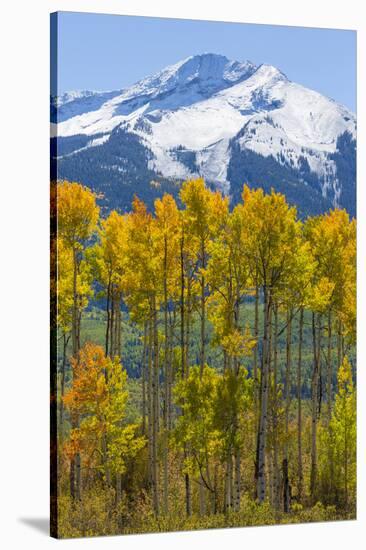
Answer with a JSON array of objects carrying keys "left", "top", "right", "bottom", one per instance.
[{"left": 63, "top": 342, "right": 145, "bottom": 495}]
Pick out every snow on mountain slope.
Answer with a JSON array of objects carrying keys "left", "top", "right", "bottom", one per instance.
[
  {"left": 52, "top": 54, "right": 256, "bottom": 137},
  {"left": 51, "top": 90, "right": 124, "bottom": 123},
  {"left": 52, "top": 53, "right": 356, "bottom": 209}
]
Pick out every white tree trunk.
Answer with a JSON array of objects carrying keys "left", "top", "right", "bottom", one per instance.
[{"left": 256, "top": 286, "right": 271, "bottom": 503}]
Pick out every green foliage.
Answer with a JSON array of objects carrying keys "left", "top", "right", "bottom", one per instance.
[
  {"left": 173, "top": 365, "right": 253, "bottom": 483},
  {"left": 174, "top": 366, "right": 221, "bottom": 479},
  {"left": 214, "top": 367, "right": 253, "bottom": 455},
  {"left": 319, "top": 357, "right": 356, "bottom": 506}
]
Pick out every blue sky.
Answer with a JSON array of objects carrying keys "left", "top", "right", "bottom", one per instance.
[{"left": 54, "top": 12, "right": 356, "bottom": 112}]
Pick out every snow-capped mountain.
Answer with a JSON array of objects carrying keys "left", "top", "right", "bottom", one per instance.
[{"left": 51, "top": 53, "right": 356, "bottom": 217}]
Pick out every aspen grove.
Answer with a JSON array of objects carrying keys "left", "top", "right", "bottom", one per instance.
[{"left": 51, "top": 178, "right": 356, "bottom": 537}]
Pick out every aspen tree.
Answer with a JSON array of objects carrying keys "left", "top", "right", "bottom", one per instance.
[
  {"left": 90, "top": 211, "right": 128, "bottom": 359},
  {"left": 206, "top": 204, "right": 253, "bottom": 511},
  {"left": 56, "top": 175, "right": 356, "bottom": 532},
  {"left": 174, "top": 366, "right": 221, "bottom": 509},
  {"left": 177, "top": 209, "right": 198, "bottom": 516},
  {"left": 240, "top": 186, "right": 302, "bottom": 504},
  {"left": 304, "top": 213, "right": 350, "bottom": 501},
  {"left": 57, "top": 181, "right": 99, "bottom": 500},
  {"left": 319, "top": 356, "right": 356, "bottom": 507},
  {"left": 180, "top": 178, "right": 228, "bottom": 514},
  {"left": 155, "top": 195, "right": 180, "bottom": 513},
  {"left": 122, "top": 197, "right": 161, "bottom": 515},
  {"left": 180, "top": 179, "right": 228, "bottom": 374},
  {"left": 306, "top": 210, "right": 355, "bottom": 424},
  {"left": 57, "top": 181, "right": 99, "bottom": 357},
  {"left": 306, "top": 275, "right": 334, "bottom": 500},
  {"left": 63, "top": 343, "right": 145, "bottom": 491},
  {"left": 56, "top": 238, "right": 73, "bottom": 442},
  {"left": 275, "top": 230, "right": 315, "bottom": 505}
]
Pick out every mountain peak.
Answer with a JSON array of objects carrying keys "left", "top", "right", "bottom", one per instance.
[
  {"left": 254, "top": 63, "right": 288, "bottom": 82},
  {"left": 167, "top": 52, "right": 257, "bottom": 84},
  {"left": 137, "top": 52, "right": 257, "bottom": 96},
  {"left": 185, "top": 52, "right": 230, "bottom": 63},
  {"left": 53, "top": 52, "right": 356, "bottom": 217},
  {"left": 224, "top": 63, "right": 289, "bottom": 94}
]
